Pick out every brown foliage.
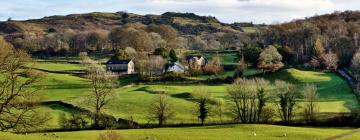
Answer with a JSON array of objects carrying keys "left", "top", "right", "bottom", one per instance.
[{"left": 98, "top": 131, "right": 123, "bottom": 140}]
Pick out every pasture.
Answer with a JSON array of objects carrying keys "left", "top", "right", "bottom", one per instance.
[
  {"left": 32, "top": 59, "right": 358, "bottom": 128},
  {"left": 1, "top": 124, "right": 359, "bottom": 140}
]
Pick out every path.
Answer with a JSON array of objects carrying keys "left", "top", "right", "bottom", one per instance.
[{"left": 324, "top": 128, "right": 360, "bottom": 140}]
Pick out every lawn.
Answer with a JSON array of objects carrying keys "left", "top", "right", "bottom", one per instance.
[{"left": 1, "top": 124, "right": 359, "bottom": 140}]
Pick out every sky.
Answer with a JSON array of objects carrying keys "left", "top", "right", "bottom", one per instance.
[{"left": 0, "top": 0, "right": 359, "bottom": 24}]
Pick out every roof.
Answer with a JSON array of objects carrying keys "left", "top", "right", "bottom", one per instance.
[
  {"left": 185, "top": 55, "right": 204, "bottom": 61},
  {"left": 106, "top": 59, "right": 132, "bottom": 64},
  {"left": 165, "top": 61, "right": 184, "bottom": 70}
]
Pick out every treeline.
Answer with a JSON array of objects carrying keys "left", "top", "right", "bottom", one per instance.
[
  {"left": 252, "top": 11, "right": 360, "bottom": 67},
  {"left": 10, "top": 22, "right": 248, "bottom": 58},
  {"left": 5, "top": 11, "right": 360, "bottom": 69}
]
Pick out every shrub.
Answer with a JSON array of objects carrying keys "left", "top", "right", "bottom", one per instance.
[
  {"left": 162, "top": 72, "right": 186, "bottom": 81},
  {"left": 59, "top": 112, "right": 90, "bottom": 130},
  {"left": 260, "top": 107, "right": 275, "bottom": 124},
  {"left": 98, "top": 131, "right": 123, "bottom": 140}
]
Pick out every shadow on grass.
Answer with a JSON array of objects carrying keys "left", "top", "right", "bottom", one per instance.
[
  {"left": 44, "top": 103, "right": 79, "bottom": 113},
  {"left": 132, "top": 86, "right": 163, "bottom": 94},
  {"left": 266, "top": 69, "right": 359, "bottom": 111},
  {"left": 170, "top": 92, "right": 197, "bottom": 102}
]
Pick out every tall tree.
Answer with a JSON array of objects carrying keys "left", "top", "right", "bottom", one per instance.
[
  {"left": 302, "top": 84, "right": 319, "bottom": 124},
  {"left": 352, "top": 49, "right": 360, "bottom": 79},
  {"left": 193, "top": 88, "right": 210, "bottom": 125},
  {"left": 0, "top": 37, "right": 49, "bottom": 132},
  {"left": 257, "top": 45, "right": 284, "bottom": 75},
  {"left": 213, "top": 99, "right": 225, "bottom": 123},
  {"left": 168, "top": 49, "right": 178, "bottom": 62},
  {"left": 111, "top": 49, "right": 129, "bottom": 60},
  {"left": 274, "top": 80, "right": 299, "bottom": 124},
  {"left": 313, "top": 38, "right": 325, "bottom": 58},
  {"left": 227, "top": 78, "right": 269, "bottom": 123},
  {"left": 81, "top": 54, "right": 117, "bottom": 128},
  {"left": 235, "top": 54, "right": 247, "bottom": 78}
]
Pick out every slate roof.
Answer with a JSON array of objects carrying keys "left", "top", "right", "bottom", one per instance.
[
  {"left": 185, "top": 55, "right": 203, "bottom": 62},
  {"left": 106, "top": 59, "right": 131, "bottom": 65}
]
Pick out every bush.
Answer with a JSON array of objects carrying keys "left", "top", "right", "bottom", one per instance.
[
  {"left": 96, "top": 114, "right": 119, "bottom": 129},
  {"left": 59, "top": 112, "right": 90, "bottom": 130},
  {"left": 161, "top": 72, "right": 186, "bottom": 81},
  {"left": 260, "top": 107, "right": 275, "bottom": 124},
  {"left": 98, "top": 131, "right": 123, "bottom": 140}
]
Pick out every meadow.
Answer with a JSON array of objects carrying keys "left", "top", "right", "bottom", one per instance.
[
  {"left": 32, "top": 57, "right": 358, "bottom": 128},
  {"left": 0, "top": 124, "right": 359, "bottom": 140}
]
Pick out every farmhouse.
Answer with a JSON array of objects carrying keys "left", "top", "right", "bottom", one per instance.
[
  {"left": 106, "top": 59, "right": 135, "bottom": 74},
  {"left": 185, "top": 55, "right": 208, "bottom": 67},
  {"left": 165, "top": 61, "right": 185, "bottom": 73}
]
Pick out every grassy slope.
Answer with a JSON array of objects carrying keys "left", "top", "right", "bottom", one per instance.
[
  {"left": 35, "top": 62, "right": 85, "bottom": 72},
  {"left": 1, "top": 124, "right": 358, "bottom": 140},
  {"left": 265, "top": 69, "right": 358, "bottom": 113},
  {"left": 32, "top": 61, "right": 358, "bottom": 128},
  {"left": 68, "top": 69, "right": 357, "bottom": 124},
  {"left": 39, "top": 72, "right": 90, "bottom": 101}
]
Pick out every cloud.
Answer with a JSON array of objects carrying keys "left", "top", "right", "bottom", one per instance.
[{"left": 0, "top": 0, "right": 358, "bottom": 24}]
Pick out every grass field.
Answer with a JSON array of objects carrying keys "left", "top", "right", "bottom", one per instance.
[
  {"left": 28, "top": 60, "right": 359, "bottom": 130},
  {"left": 67, "top": 68, "right": 358, "bottom": 124},
  {"left": 266, "top": 69, "right": 358, "bottom": 112},
  {"left": 35, "top": 62, "right": 85, "bottom": 72},
  {"left": 1, "top": 124, "right": 358, "bottom": 140}
]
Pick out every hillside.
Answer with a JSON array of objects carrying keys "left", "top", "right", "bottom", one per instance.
[
  {"left": 0, "top": 11, "right": 244, "bottom": 38},
  {"left": 257, "top": 11, "right": 360, "bottom": 67}
]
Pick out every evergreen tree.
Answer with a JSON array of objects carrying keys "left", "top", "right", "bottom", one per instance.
[
  {"left": 111, "top": 49, "right": 129, "bottom": 60},
  {"left": 168, "top": 49, "right": 178, "bottom": 62},
  {"left": 198, "top": 97, "right": 208, "bottom": 125}
]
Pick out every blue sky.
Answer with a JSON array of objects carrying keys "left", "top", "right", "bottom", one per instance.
[{"left": 1, "top": 0, "right": 359, "bottom": 24}]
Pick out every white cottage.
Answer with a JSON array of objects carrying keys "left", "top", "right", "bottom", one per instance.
[
  {"left": 106, "top": 59, "right": 135, "bottom": 74},
  {"left": 185, "top": 55, "right": 208, "bottom": 67},
  {"left": 166, "top": 61, "right": 185, "bottom": 73}
]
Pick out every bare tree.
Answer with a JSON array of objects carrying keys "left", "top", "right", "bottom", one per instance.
[
  {"left": 81, "top": 53, "right": 117, "bottom": 128},
  {"left": 323, "top": 51, "right": 339, "bottom": 70},
  {"left": 235, "top": 54, "right": 247, "bottom": 78},
  {"left": 351, "top": 49, "right": 360, "bottom": 79},
  {"left": 309, "top": 57, "right": 321, "bottom": 70},
  {"left": 203, "top": 55, "right": 223, "bottom": 76},
  {"left": 213, "top": 99, "right": 225, "bottom": 123},
  {"left": 227, "top": 78, "right": 269, "bottom": 123},
  {"left": 302, "top": 84, "right": 319, "bottom": 124},
  {"left": 147, "top": 94, "right": 174, "bottom": 127},
  {"left": 0, "top": 37, "right": 50, "bottom": 132},
  {"left": 313, "top": 38, "right": 325, "bottom": 58},
  {"left": 274, "top": 80, "right": 299, "bottom": 124}
]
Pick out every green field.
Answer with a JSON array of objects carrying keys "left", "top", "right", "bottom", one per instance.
[
  {"left": 35, "top": 62, "right": 85, "bottom": 72},
  {"left": 1, "top": 124, "right": 358, "bottom": 140},
  {"left": 30, "top": 60, "right": 359, "bottom": 127},
  {"left": 17, "top": 59, "right": 358, "bottom": 134}
]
